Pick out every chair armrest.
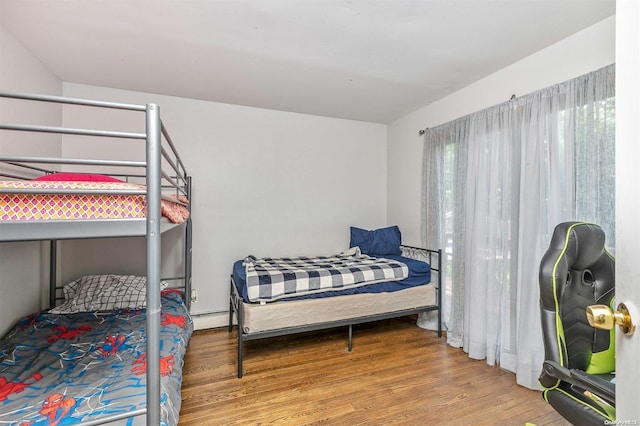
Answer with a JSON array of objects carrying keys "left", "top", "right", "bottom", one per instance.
[{"left": 542, "top": 361, "right": 615, "bottom": 406}]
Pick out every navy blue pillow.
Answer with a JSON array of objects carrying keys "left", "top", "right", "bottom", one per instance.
[{"left": 349, "top": 226, "right": 402, "bottom": 256}]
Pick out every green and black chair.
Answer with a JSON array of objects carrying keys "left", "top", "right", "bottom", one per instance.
[{"left": 538, "top": 222, "right": 616, "bottom": 425}]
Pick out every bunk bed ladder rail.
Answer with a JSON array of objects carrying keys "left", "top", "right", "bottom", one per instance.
[
  {"left": 184, "top": 176, "right": 193, "bottom": 311},
  {"left": 145, "top": 103, "right": 163, "bottom": 426}
]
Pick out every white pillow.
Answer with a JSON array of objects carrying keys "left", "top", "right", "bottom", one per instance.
[{"left": 50, "top": 274, "right": 169, "bottom": 314}]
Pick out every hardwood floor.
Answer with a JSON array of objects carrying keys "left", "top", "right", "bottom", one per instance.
[{"left": 179, "top": 317, "right": 570, "bottom": 425}]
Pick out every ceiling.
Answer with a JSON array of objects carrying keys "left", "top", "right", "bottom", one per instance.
[{"left": 0, "top": 0, "right": 615, "bottom": 124}]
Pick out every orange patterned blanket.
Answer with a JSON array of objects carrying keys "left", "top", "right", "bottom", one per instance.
[{"left": 0, "top": 181, "right": 189, "bottom": 224}]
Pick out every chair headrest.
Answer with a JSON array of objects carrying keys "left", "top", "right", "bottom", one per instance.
[{"left": 551, "top": 222, "right": 606, "bottom": 270}]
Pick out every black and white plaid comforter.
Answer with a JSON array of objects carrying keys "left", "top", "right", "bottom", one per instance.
[{"left": 243, "top": 251, "right": 409, "bottom": 302}]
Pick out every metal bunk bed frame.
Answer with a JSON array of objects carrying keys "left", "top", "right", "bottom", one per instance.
[{"left": 0, "top": 90, "right": 193, "bottom": 425}]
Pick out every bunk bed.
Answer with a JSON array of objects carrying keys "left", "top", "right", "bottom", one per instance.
[
  {"left": 229, "top": 227, "right": 442, "bottom": 378},
  {"left": 0, "top": 90, "right": 193, "bottom": 425}
]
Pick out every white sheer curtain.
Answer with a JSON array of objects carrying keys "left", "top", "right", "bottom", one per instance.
[{"left": 421, "top": 64, "right": 615, "bottom": 389}]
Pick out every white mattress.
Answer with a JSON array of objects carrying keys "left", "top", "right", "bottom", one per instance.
[{"left": 241, "top": 283, "right": 435, "bottom": 334}]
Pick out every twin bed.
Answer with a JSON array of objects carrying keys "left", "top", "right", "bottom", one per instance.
[
  {"left": 0, "top": 289, "right": 192, "bottom": 425},
  {"left": 229, "top": 226, "right": 442, "bottom": 378},
  {"left": 0, "top": 91, "right": 193, "bottom": 425}
]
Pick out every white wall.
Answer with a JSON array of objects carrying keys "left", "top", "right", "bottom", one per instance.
[
  {"left": 0, "top": 24, "right": 63, "bottom": 165},
  {"left": 387, "top": 16, "right": 616, "bottom": 247},
  {"left": 61, "top": 83, "right": 388, "bottom": 328},
  {"left": 0, "top": 25, "right": 62, "bottom": 336}
]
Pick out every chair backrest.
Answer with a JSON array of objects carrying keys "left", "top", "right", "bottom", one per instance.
[{"left": 538, "top": 222, "right": 615, "bottom": 387}]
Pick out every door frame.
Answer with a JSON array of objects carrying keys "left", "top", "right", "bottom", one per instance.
[{"left": 615, "top": 1, "right": 640, "bottom": 422}]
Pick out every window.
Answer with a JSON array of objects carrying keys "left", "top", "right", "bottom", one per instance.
[{"left": 422, "top": 64, "right": 615, "bottom": 389}]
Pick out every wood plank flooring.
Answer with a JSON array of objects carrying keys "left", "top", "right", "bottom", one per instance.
[{"left": 179, "top": 317, "right": 570, "bottom": 425}]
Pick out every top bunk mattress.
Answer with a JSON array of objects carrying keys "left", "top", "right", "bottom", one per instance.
[
  {"left": 0, "top": 180, "right": 189, "bottom": 223},
  {"left": 233, "top": 254, "right": 431, "bottom": 304},
  {"left": 0, "top": 179, "right": 190, "bottom": 241}
]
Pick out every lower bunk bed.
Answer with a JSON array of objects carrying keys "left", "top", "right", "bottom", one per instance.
[
  {"left": 228, "top": 243, "right": 442, "bottom": 378},
  {"left": 0, "top": 283, "right": 193, "bottom": 425}
]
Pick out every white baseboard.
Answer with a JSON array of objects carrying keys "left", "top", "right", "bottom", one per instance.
[{"left": 191, "top": 311, "right": 231, "bottom": 331}]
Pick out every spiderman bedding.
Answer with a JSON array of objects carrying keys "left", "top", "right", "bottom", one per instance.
[{"left": 0, "top": 291, "right": 193, "bottom": 425}]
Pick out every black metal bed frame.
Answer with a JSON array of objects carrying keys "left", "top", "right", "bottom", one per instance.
[{"left": 228, "top": 245, "right": 442, "bottom": 378}]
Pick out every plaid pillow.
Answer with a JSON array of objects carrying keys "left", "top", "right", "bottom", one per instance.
[{"left": 50, "top": 274, "right": 169, "bottom": 314}]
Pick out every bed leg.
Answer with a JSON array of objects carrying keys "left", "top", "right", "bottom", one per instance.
[
  {"left": 348, "top": 324, "right": 353, "bottom": 352},
  {"left": 237, "top": 300, "right": 244, "bottom": 378},
  {"left": 228, "top": 277, "right": 234, "bottom": 332},
  {"left": 237, "top": 332, "right": 244, "bottom": 378}
]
